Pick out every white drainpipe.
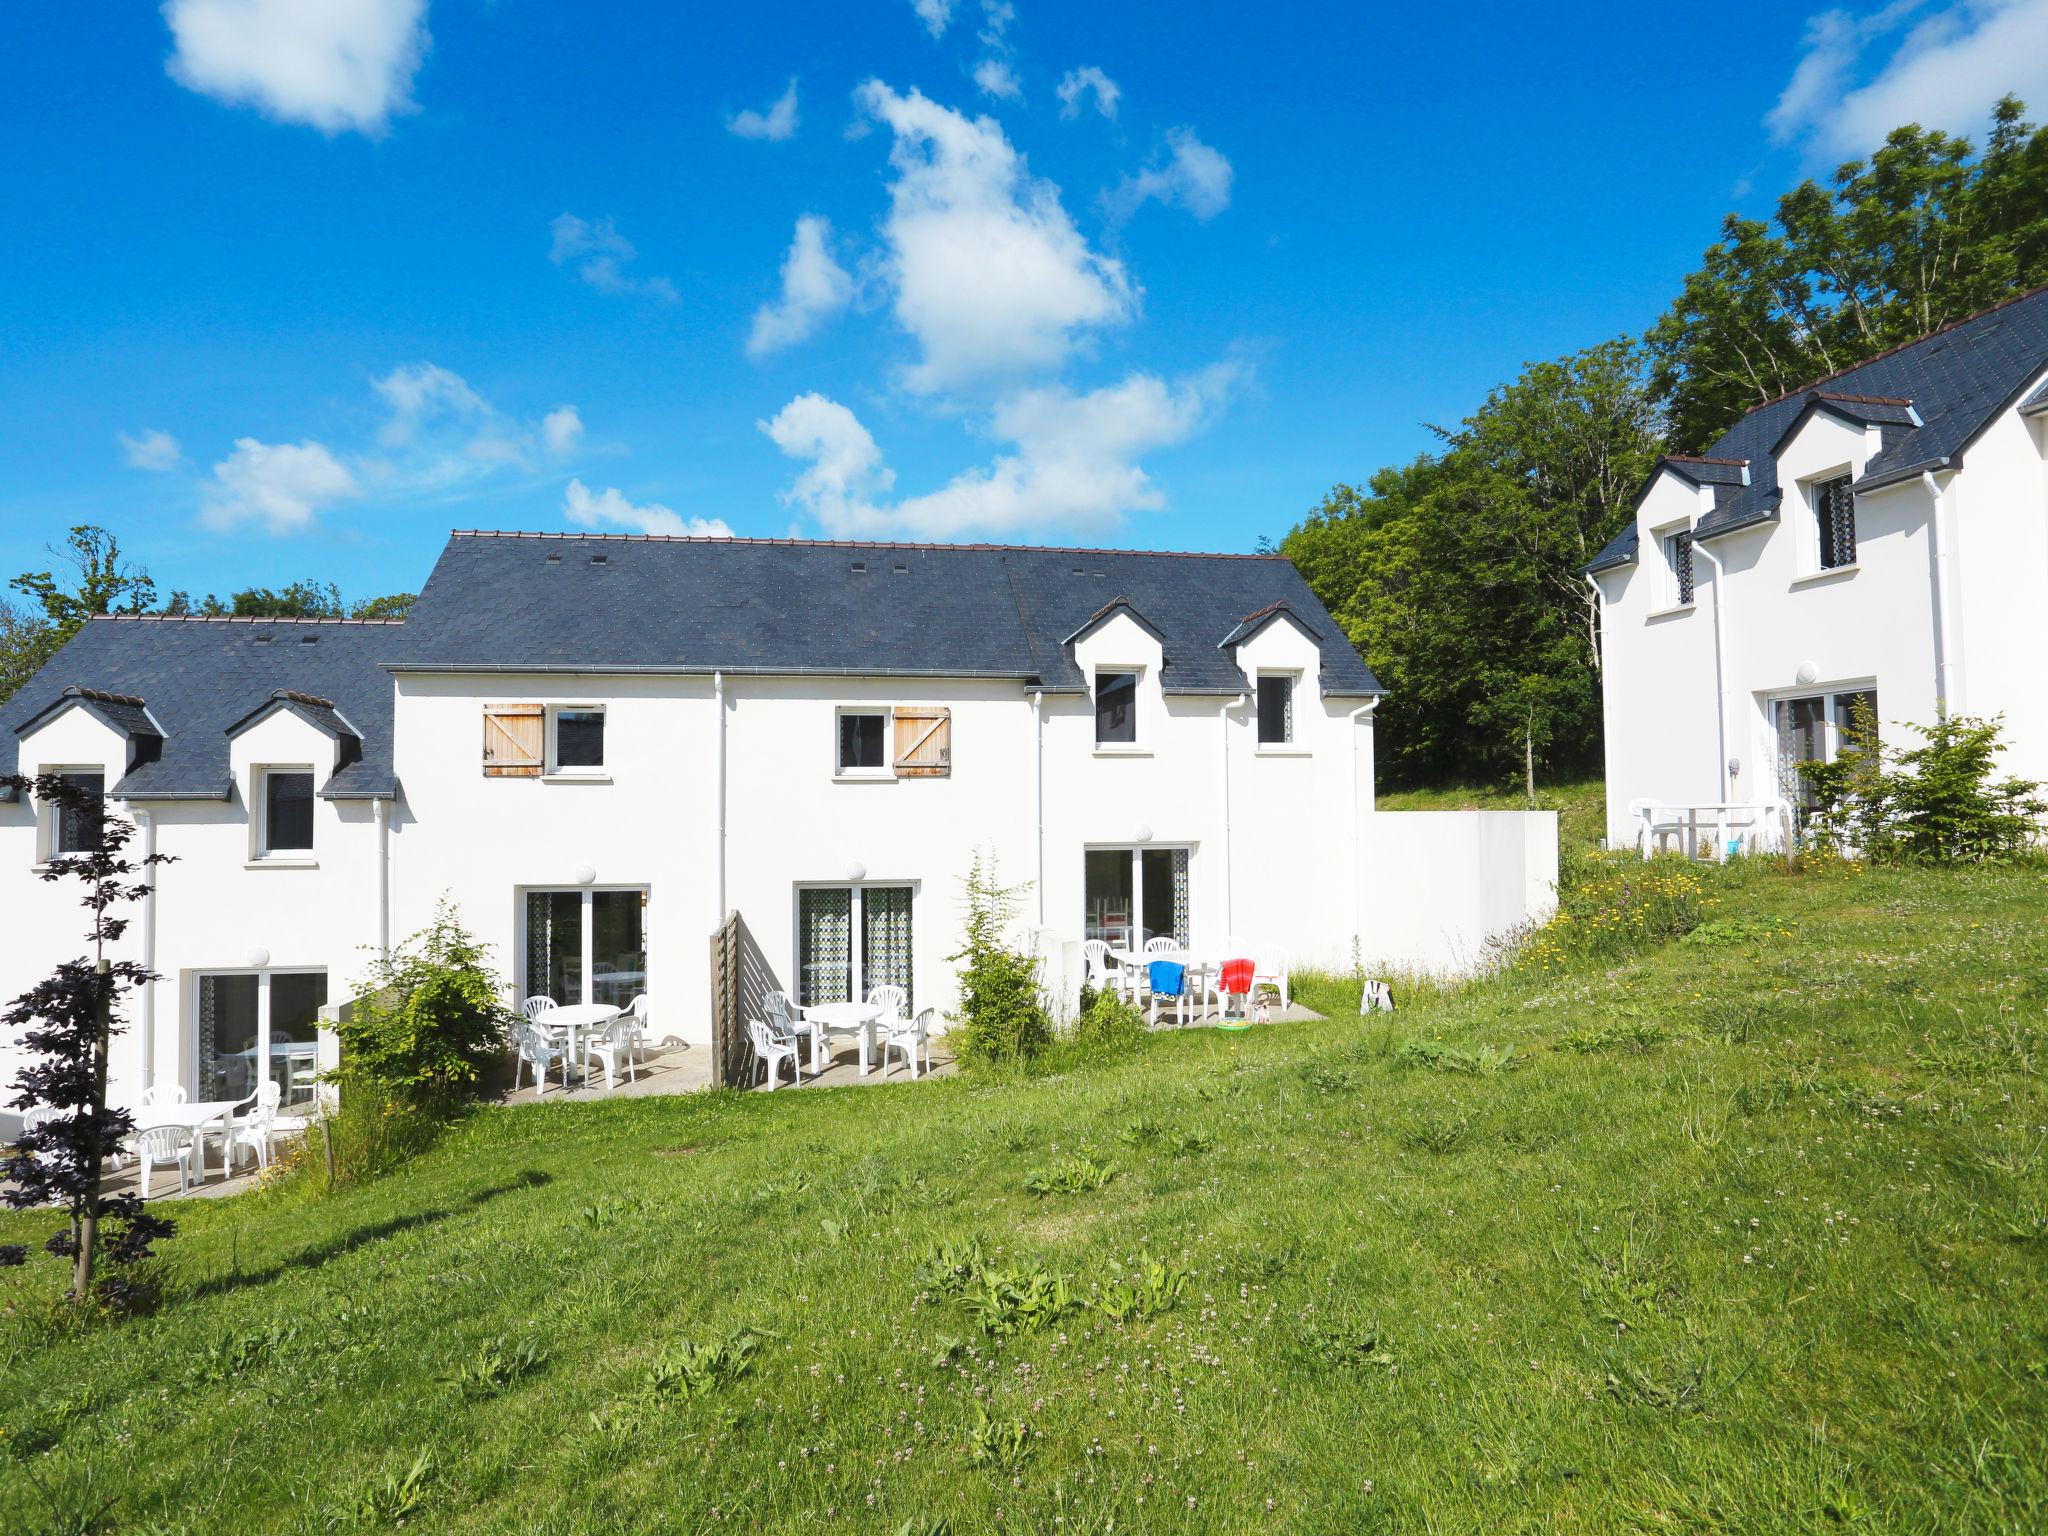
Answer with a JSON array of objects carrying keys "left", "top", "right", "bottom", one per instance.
[
  {"left": 1690, "top": 538, "right": 1734, "bottom": 803},
  {"left": 373, "top": 796, "right": 391, "bottom": 961},
  {"left": 133, "top": 804, "right": 157, "bottom": 1090},
  {"left": 1922, "top": 470, "right": 1958, "bottom": 716},
  {"left": 1346, "top": 700, "right": 1378, "bottom": 951},
  {"left": 713, "top": 671, "right": 727, "bottom": 923},
  {"left": 1029, "top": 689, "right": 1045, "bottom": 925},
  {"left": 1217, "top": 693, "right": 1247, "bottom": 937}
]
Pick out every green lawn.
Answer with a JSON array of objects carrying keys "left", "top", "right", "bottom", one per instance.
[{"left": 5, "top": 857, "right": 2047, "bottom": 1534}]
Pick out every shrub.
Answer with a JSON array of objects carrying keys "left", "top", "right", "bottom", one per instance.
[
  {"left": 1067, "top": 988, "right": 1147, "bottom": 1059},
  {"left": 335, "top": 900, "right": 512, "bottom": 1103},
  {"left": 1524, "top": 854, "right": 1710, "bottom": 970},
  {"left": 1803, "top": 706, "right": 2045, "bottom": 863},
  {"left": 948, "top": 854, "right": 1051, "bottom": 1067}
]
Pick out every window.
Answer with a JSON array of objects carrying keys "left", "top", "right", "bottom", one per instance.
[
  {"left": 1813, "top": 474, "right": 1857, "bottom": 569},
  {"left": 1775, "top": 688, "right": 1879, "bottom": 813},
  {"left": 837, "top": 710, "right": 888, "bottom": 774},
  {"left": 261, "top": 769, "right": 315, "bottom": 855},
  {"left": 51, "top": 770, "right": 105, "bottom": 856},
  {"left": 1094, "top": 670, "right": 1138, "bottom": 746},
  {"left": 1256, "top": 675, "right": 1295, "bottom": 745},
  {"left": 1663, "top": 529, "right": 1696, "bottom": 605},
  {"left": 797, "top": 884, "right": 914, "bottom": 1009},
  {"left": 196, "top": 969, "right": 327, "bottom": 1106},
  {"left": 550, "top": 706, "right": 605, "bottom": 772},
  {"left": 523, "top": 888, "right": 646, "bottom": 1009},
  {"left": 1083, "top": 847, "right": 1190, "bottom": 947},
  {"left": 483, "top": 704, "right": 544, "bottom": 776}
]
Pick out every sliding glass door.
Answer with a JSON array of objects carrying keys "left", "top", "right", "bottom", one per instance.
[
  {"left": 196, "top": 970, "right": 327, "bottom": 1106},
  {"left": 1774, "top": 689, "right": 1878, "bottom": 815},
  {"left": 523, "top": 888, "right": 646, "bottom": 1009},
  {"left": 1083, "top": 848, "right": 1190, "bottom": 947},
  {"left": 797, "top": 884, "right": 914, "bottom": 1009}
]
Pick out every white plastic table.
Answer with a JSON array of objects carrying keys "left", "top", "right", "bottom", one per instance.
[
  {"left": 801, "top": 1000, "right": 888, "bottom": 1075},
  {"left": 132, "top": 1098, "right": 243, "bottom": 1179},
  {"left": 539, "top": 1003, "right": 620, "bottom": 1084}
]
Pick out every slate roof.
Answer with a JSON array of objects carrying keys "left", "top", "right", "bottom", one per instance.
[
  {"left": 0, "top": 618, "right": 405, "bottom": 802},
  {"left": 1588, "top": 283, "right": 2048, "bottom": 573},
  {"left": 15, "top": 686, "right": 164, "bottom": 743},
  {"left": 396, "top": 532, "right": 1385, "bottom": 697}
]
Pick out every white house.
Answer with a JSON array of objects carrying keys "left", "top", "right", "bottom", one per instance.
[
  {"left": 1587, "top": 285, "right": 2048, "bottom": 852},
  {"left": 1, "top": 533, "right": 1556, "bottom": 1113}
]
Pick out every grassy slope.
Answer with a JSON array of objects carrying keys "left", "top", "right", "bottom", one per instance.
[
  {"left": 5, "top": 859, "right": 2046, "bottom": 1534},
  {"left": 1378, "top": 776, "right": 1607, "bottom": 851}
]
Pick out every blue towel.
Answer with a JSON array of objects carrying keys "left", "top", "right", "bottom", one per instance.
[{"left": 1148, "top": 960, "right": 1185, "bottom": 997}]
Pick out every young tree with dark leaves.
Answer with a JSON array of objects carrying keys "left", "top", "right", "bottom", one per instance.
[{"left": 0, "top": 773, "right": 176, "bottom": 1306}]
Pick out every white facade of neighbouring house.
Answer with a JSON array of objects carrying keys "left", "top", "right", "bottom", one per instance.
[
  {"left": 0, "top": 532, "right": 1558, "bottom": 1121},
  {"left": 1588, "top": 286, "right": 2048, "bottom": 853}
]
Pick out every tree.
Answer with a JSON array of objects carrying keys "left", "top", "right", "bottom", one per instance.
[
  {"left": 948, "top": 853, "right": 1049, "bottom": 1067},
  {"left": 2, "top": 526, "right": 158, "bottom": 705},
  {"left": 335, "top": 901, "right": 512, "bottom": 1103},
  {"left": 0, "top": 774, "right": 175, "bottom": 1307},
  {"left": 1650, "top": 97, "right": 2048, "bottom": 451}
]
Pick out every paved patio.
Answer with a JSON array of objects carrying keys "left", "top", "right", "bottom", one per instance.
[{"left": 492, "top": 1032, "right": 957, "bottom": 1106}]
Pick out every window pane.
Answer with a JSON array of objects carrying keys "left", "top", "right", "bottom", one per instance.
[
  {"left": 591, "top": 891, "right": 645, "bottom": 1010},
  {"left": 861, "top": 886, "right": 914, "bottom": 1006},
  {"left": 1094, "top": 672, "right": 1137, "bottom": 744},
  {"left": 198, "top": 973, "right": 260, "bottom": 1102},
  {"left": 265, "top": 771, "right": 315, "bottom": 852},
  {"left": 1084, "top": 850, "right": 1134, "bottom": 944},
  {"left": 524, "top": 890, "right": 583, "bottom": 1005},
  {"left": 555, "top": 709, "right": 605, "bottom": 768},
  {"left": 1816, "top": 476, "right": 1856, "bottom": 569},
  {"left": 1139, "top": 847, "right": 1187, "bottom": 945},
  {"left": 798, "top": 887, "right": 853, "bottom": 1008},
  {"left": 1834, "top": 690, "right": 1878, "bottom": 749},
  {"left": 55, "top": 771, "right": 105, "bottom": 854},
  {"left": 1256, "top": 676, "right": 1293, "bottom": 743},
  {"left": 1776, "top": 696, "right": 1828, "bottom": 809},
  {"left": 839, "top": 712, "right": 885, "bottom": 770},
  {"left": 269, "top": 972, "right": 327, "bottom": 1106}
]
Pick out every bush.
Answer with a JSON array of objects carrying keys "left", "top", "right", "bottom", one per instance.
[
  {"left": 1523, "top": 854, "right": 1711, "bottom": 971},
  {"left": 1067, "top": 988, "right": 1147, "bottom": 1059},
  {"left": 1803, "top": 707, "right": 2045, "bottom": 863},
  {"left": 948, "top": 854, "right": 1050, "bottom": 1068},
  {"left": 335, "top": 900, "right": 512, "bottom": 1103}
]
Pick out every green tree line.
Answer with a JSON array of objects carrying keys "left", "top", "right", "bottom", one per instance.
[
  {"left": 0, "top": 526, "right": 413, "bottom": 705},
  {"left": 1285, "top": 96, "right": 2048, "bottom": 791}
]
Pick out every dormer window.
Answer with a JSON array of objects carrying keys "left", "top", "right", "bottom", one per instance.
[
  {"left": 1094, "top": 670, "right": 1139, "bottom": 746},
  {"left": 52, "top": 771, "right": 105, "bottom": 856},
  {"left": 260, "top": 769, "right": 315, "bottom": 856},
  {"left": 1256, "top": 674, "right": 1295, "bottom": 745},
  {"left": 1662, "top": 528, "right": 1695, "bottom": 606},
  {"left": 1813, "top": 474, "right": 1856, "bottom": 569}
]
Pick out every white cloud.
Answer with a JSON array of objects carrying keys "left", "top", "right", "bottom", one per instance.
[
  {"left": 910, "top": 0, "right": 955, "bottom": 37},
  {"left": 978, "top": 0, "right": 1015, "bottom": 46},
  {"left": 1056, "top": 65, "right": 1120, "bottom": 121},
  {"left": 118, "top": 429, "right": 181, "bottom": 471},
  {"left": 542, "top": 406, "right": 584, "bottom": 456},
  {"left": 728, "top": 77, "right": 799, "bottom": 141},
  {"left": 200, "top": 439, "right": 360, "bottom": 533},
  {"left": 563, "top": 478, "right": 733, "bottom": 538},
  {"left": 1767, "top": 0, "right": 2048, "bottom": 158},
  {"left": 163, "top": 0, "right": 430, "bottom": 137},
  {"left": 747, "top": 216, "right": 854, "bottom": 358},
  {"left": 373, "top": 361, "right": 485, "bottom": 445},
  {"left": 1106, "top": 128, "right": 1234, "bottom": 222},
  {"left": 855, "top": 79, "right": 1135, "bottom": 393},
  {"left": 973, "top": 59, "right": 1023, "bottom": 101},
  {"left": 761, "top": 366, "right": 1237, "bottom": 538},
  {"left": 549, "top": 213, "right": 680, "bottom": 303}
]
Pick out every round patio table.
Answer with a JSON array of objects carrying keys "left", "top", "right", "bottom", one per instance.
[
  {"left": 800, "top": 1000, "right": 887, "bottom": 1075},
  {"left": 540, "top": 1003, "right": 620, "bottom": 1085}
]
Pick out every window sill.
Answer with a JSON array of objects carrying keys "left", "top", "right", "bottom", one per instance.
[
  {"left": 1254, "top": 744, "right": 1312, "bottom": 757},
  {"left": 541, "top": 772, "right": 612, "bottom": 784},
  {"left": 245, "top": 858, "right": 319, "bottom": 870},
  {"left": 1092, "top": 746, "right": 1152, "bottom": 758},
  {"left": 832, "top": 771, "right": 896, "bottom": 784},
  {"left": 1790, "top": 564, "right": 1859, "bottom": 589},
  {"left": 1646, "top": 603, "right": 1696, "bottom": 622}
]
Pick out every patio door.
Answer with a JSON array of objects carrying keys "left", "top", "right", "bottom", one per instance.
[
  {"left": 1773, "top": 688, "right": 1877, "bottom": 814},
  {"left": 1084, "top": 847, "right": 1189, "bottom": 947},
  {"left": 196, "top": 970, "right": 327, "bottom": 1107},
  {"left": 523, "top": 888, "right": 646, "bottom": 1009},
  {"left": 796, "top": 884, "right": 913, "bottom": 1009}
]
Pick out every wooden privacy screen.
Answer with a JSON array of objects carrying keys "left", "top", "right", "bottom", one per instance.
[
  {"left": 709, "top": 909, "right": 780, "bottom": 1089},
  {"left": 892, "top": 707, "right": 951, "bottom": 777},
  {"left": 483, "top": 704, "right": 544, "bottom": 776}
]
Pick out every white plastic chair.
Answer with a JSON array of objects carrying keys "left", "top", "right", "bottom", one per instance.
[
  {"left": 511, "top": 1019, "right": 564, "bottom": 1094},
  {"left": 1146, "top": 958, "right": 1190, "bottom": 1027},
  {"left": 225, "top": 1088, "right": 275, "bottom": 1173},
  {"left": 136, "top": 1125, "right": 193, "bottom": 1199},
  {"left": 1251, "top": 944, "right": 1290, "bottom": 1011},
  {"left": 1144, "top": 936, "right": 1182, "bottom": 954},
  {"left": 867, "top": 984, "right": 907, "bottom": 1021},
  {"left": 1081, "top": 939, "right": 1115, "bottom": 992},
  {"left": 620, "top": 994, "right": 651, "bottom": 1066},
  {"left": 881, "top": 1008, "right": 935, "bottom": 1080},
  {"left": 138, "top": 1084, "right": 187, "bottom": 1109},
  {"left": 748, "top": 1018, "right": 799, "bottom": 1089},
  {"left": 763, "top": 991, "right": 815, "bottom": 1078},
  {"left": 1627, "top": 798, "right": 1687, "bottom": 859},
  {"left": 583, "top": 1015, "right": 639, "bottom": 1091}
]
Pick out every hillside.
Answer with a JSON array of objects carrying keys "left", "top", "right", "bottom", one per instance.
[{"left": 4, "top": 856, "right": 2046, "bottom": 1533}]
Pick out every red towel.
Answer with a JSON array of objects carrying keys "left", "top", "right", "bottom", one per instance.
[{"left": 1220, "top": 958, "right": 1254, "bottom": 995}]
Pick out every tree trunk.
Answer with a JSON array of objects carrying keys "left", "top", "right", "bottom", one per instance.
[
  {"left": 1525, "top": 714, "right": 1537, "bottom": 806},
  {"left": 73, "top": 958, "right": 110, "bottom": 1305}
]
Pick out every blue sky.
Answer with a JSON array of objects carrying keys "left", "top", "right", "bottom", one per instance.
[{"left": 4, "top": 0, "right": 2045, "bottom": 606}]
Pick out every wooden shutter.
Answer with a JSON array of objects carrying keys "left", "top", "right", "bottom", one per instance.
[
  {"left": 892, "top": 707, "right": 951, "bottom": 778},
  {"left": 483, "top": 704, "right": 544, "bottom": 777}
]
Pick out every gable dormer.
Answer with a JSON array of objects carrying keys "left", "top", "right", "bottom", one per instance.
[{"left": 12, "top": 686, "right": 165, "bottom": 783}]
